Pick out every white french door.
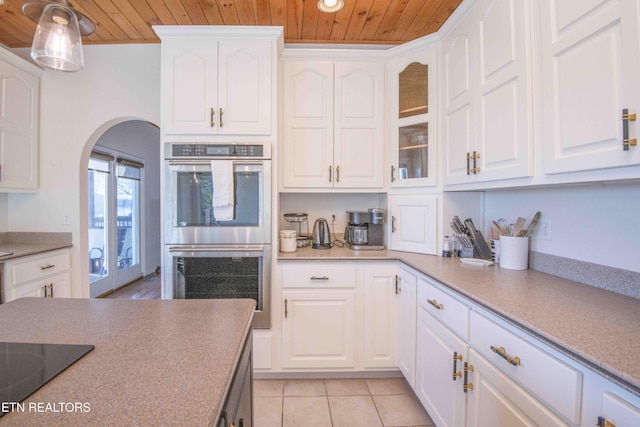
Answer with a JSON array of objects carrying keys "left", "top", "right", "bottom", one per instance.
[{"left": 88, "top": 151, "right": 143, "bottom": 297}]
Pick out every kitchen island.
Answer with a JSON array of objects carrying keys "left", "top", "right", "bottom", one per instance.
[{"left": 0, "top": 297, "right": 255, "bottom": 426}]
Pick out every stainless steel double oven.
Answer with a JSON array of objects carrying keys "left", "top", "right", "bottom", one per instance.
[{"left": 164, "top": 143, "right": 271, "bottom": 328}]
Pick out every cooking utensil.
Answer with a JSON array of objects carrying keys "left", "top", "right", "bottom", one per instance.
[
  {"left": 522, "top": 211, "right": 541, "bottom": 237},
  {"left": 513, "top": 217, "right": 527, "bottom": 236}
]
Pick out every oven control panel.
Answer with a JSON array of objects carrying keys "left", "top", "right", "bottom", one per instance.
[{"left": 171, "top": 144, "right": 265, "bottom": 158}]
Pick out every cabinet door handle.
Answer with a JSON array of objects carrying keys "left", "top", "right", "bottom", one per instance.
[
  {"left": 49, "top": 283, "right": 54, "bottom": 298},
  {"left": 336, "top": 165, "right": 340, "bottom": 182},
  {"left": 210, "top": 107, "right": 215, "bottom": 127},
  {"left": 329, "top": 165, "right": 332, "bottom": 182},
  {"left": 452, "top": 352, "right": 462, "bottom": 381},
  {"left": 427, "top": 299, "right": 443, "bottom": 310},
  {"left": 40, "top": 264, "right": 55, "bottom": 270},
  {"left": 310, "top": 276, "right": 329, "bottom": 281},
  {"left": 390, "top": 165, "right": 395, "bottom": 182},
  {"left": 395, "top": 275, "right": 401, "bottom": 294},
  {"left": 391, "top": 216, "right": 396, "bottom": 233},
  {"left": 597, "top": 416, "right": 616, "bottom": 427},
  {"left": 219, "top": 108, "right": 224, "bottom": 127},
  {"left": 42, "top": 285, "right": 48, "bottom": 298},
  {"left": 463, "top": 362, "right": 474, "bottom": 393},
  {"left": 622, "top": 108, "right": 637, "bottom": 151},
  {"left": 284, "top": 299, "right": 288, "bottom": 318},
  {"left": 490, "top": 345, "right": 521, "bottom": 366}
]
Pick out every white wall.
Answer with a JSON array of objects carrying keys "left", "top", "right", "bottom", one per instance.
[
  {"left": 483, "top": 181, "right": 640, "bottom": 273},
  {"left": 8, "top": 44, "right": 160, "bottom": 297}
]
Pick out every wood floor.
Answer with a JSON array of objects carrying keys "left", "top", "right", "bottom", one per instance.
[{"left": 103, "top": 273, "right": 161, "bottom": 299}]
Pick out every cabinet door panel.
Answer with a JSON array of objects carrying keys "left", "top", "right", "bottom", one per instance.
[
  {"left": 283, "top": 62, "right": 333, "bottom": 188},
  {"left": 334, "top": 62, "right": 384, "bottom": 188},
  {"left": 541, "top": 0, "right": 640, "bottom": 172},
  {"left": 602, "top": 391, "right": 640, "bottom": 426},
  {"left": 363, "top": 267, "right": 397, "bottom": 368},
  {"left": 282, "top": 290, "right": 355, "bottom": 368},
  {"left": 397, "top": 269, "right": 417, "bottom": 386},
  {"left": 163, "top": 40, "right": 218, "bottom": 135},
  {"left": 390, "top": 195, "right": 438, "bottom": 255},
  {"left": 218, "top": 40, "right": 271, "bottom": 134},
  {"left": 466, "top": 350, "right": 567, "bottom": 427},
  {"left": 415, "top": 307, "right": 467, "bottom": 427}
]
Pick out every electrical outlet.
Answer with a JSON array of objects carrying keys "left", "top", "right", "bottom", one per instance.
[
  {"left": 62, "top": 212, "right": 71, "bottom": 225},
  {"left": 539, "top": 219, "right": 551, "bottom": 240}
]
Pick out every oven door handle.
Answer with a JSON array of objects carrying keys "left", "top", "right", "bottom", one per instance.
[
  {"left": 167, "top": 160, "right": 265, "bottom": 166},
  {"left": 168, "top": 245, "right": 267, "bottom": 252}
]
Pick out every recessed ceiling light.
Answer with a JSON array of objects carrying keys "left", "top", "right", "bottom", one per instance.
[{"left": 318, "top": 0, "right": 344, "bottom": 13}]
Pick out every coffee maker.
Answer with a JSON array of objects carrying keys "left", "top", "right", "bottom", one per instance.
[{"left": 344, "top": 208, "right": 385, "bottom": 250}]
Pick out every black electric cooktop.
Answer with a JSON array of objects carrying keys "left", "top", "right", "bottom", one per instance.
[{"left": 0, "top": 342, "right": 94, "bottom": 417}]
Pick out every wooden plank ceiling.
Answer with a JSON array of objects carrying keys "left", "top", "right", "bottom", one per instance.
[{"left": 0, "top": 0, "right": 462, "bottom": 48}]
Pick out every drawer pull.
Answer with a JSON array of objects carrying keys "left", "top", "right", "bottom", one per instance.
[
  {"left": 597, "top": 416, "right": 616, "bottom": 427},
  {"left": 284, "top": 299, "right": 288, "bottom": 318},
  {"left": 463, "top": 362, "right": 474, "bottom": 393},
  {"left": 40, "top": 264, "right": 55, "bottom": 270},
  {"left": 491, "top": 345, "right": 521, "bottom": 366},
  {"left": 310, "top": 276, "right": 329, "bottom": 281},
  {"left": 427, "top": 299, "right": 443, "bottom": 310},
  {"left": 452, "top": 352, "right": 462, "bottom": 381}
]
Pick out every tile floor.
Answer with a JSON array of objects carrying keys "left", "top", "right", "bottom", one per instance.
[{"left": 254, "top": 377, "right": 434, "bottom": 427}]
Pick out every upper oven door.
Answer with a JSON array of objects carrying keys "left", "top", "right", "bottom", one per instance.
[{"left": 165, "top": 160, "right": 271, "bottom": 244}]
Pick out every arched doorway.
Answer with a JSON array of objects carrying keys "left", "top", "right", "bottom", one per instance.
[{"left": 82, "top": 119, "right": 160, "bottom": 298}]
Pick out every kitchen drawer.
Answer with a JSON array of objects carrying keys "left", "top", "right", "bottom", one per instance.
[
  {"left": 417, "top": 276, "right": 470, "bottom": 339},
  {"left": 281, "top": 264, "right": 356, "bottom": 288},
  {"left": 7, "top": 250, "right": 71, "bottom": 286},
  {"left": 470, "top": 310, "right": 582, "bottom": 424}
]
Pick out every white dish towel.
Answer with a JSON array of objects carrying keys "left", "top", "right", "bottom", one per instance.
[{"left": 211, "top": 161, "right": 234, "bottom": 221}]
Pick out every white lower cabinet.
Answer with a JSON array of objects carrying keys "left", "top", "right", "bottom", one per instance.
[
  {"left": 279, "top": 262, "right": 398, "bottom": 371},
  {"left": 396, "top": 267, "right": 417, "bottom": 386},
  {"left": 281, "top": 289, "right": 356, "bottom": 369},
  {"left": 597, "top": 390, "right": 640, "bottom": 427},
  {"left": 466, "top": 349, "right": 567, "bottom": 427},
  {"left": 362, "top": 265, "right": 398, "bottom": 369},
  {"left": 416, "top": 304, "right": 468, "bottom": 427},
  {"left": 3, "top": 249, "right": 71, "bottom": 302}
]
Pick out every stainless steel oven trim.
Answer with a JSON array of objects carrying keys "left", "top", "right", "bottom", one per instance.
[
  {"left": 163, "top": 244, "right": 271, "bottom": 329},
  {"left": 164, "top": 160, "right": 271, "bottom": 245}
]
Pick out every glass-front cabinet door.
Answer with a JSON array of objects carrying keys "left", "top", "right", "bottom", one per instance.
[{"left": 389, "top": 47, "right": 437, "bottom": 187}]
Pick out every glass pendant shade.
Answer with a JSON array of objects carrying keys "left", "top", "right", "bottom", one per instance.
[
  {"left": 317, "top": 0, "right": 344, "bottom": 13},
  {"left": 31, "top": 3, "right": 84, "bottom": 72}
]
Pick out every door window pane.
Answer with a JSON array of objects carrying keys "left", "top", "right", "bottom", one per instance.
[
  {"left": 88, "top": 160, "right": 109, "bottom": 282},
  {"left": 116, "top": 173, "right": 139, "bottom": 271}
]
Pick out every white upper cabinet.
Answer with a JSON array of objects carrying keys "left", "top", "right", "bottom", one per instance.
[
  {"left": 443, "top": 0, "right": 533, "bottom": 185},
  {"left": 282, "top": 59, "right": 385, "bottom": 190},
  {"left": 388, "top": 46, "right": 438, "bottom": 187},
  {"left": 539, "top": 0, "right": 640, "bottom": 173},
  {"left": 0, "top": 50, "right": 41, "bottom": 192},
  {"left": 156, "top": 27, "right": 281, "bottom": 136},
  {"left": 389, "top": 194, "right": 439, "bottom": 255}
]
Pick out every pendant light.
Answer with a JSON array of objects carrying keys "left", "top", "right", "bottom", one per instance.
[
  {"left": 318, "top": 0, "right": 344, "bottom": 13},
  {"left": 22, "top": 0, "right": 96, "bottom": 72}
]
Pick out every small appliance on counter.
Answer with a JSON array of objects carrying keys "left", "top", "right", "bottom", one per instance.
[
  {"left": 284, "top": 212, "right": 310, "bottom": 248},
  {"left": 311, "top": 218, "right": 332, "bottom": 249},
  {"left": 345, "top": 208, "right": 385, "bottom": 250}
]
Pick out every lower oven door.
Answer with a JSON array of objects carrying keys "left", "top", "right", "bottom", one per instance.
[{"left": 164, "top": 244, "right": 271, "bottom": 329}]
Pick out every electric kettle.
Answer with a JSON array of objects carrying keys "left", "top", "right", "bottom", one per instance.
[{"left": 311, "top": 218, "right": 332, "bottom": 249}]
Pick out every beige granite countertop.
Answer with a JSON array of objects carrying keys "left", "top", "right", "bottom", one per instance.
[
  {"left": 0, "top": 298, "right": 255, "bottom": 426},
  {"left": 279, "top": 246, "right": 640, "bottom": 397},
  {"left": 0, "top": 232, "right": 73, "bottom": 261}
]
